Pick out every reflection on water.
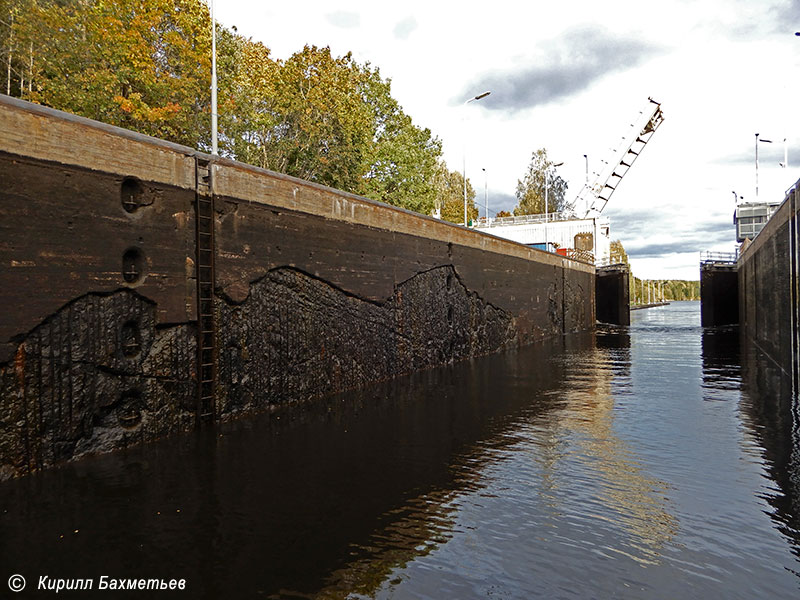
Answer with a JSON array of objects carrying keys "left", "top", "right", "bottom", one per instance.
[
  {"left": 2, "top": 302, "right": 800, "bottom": 598},
  {"left": 550, "top": 336, "right": 678, "bottom": 566},
  {"left": 738, "top": 330, "right": 800, "bottom": 567}
]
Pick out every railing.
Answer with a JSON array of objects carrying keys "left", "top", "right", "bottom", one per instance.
[
  {"left": 700, "top": 250, "right": 738, "bottom": 265},
  {"left": 475, "top": 211, "right": 576, "bottom": 228},
  {"left": 785, "top": 176, "right": 800, "bottom": 200},
  {"left": 595, "top": 256, "right": 628, "bottom": 268}
]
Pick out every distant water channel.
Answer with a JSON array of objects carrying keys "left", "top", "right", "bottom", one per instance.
[{"left": 2, "top": 301, "right": 800, "bottom": 598}]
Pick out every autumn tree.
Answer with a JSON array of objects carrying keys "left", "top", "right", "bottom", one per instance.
[
  {"left": 215, "top": 32, "right": 279, "bottom": 166},
  {"left": 513, "top": 148, "right": 568, "bottom": 216},
  {"left": 7, "top": 0, "right": 213, "bottom": 146},
  {"left": 609, "top": 240, "right": 629, "bottom": 265},
  {"left": 3, "top": 1, "right": 450, "bottom": 216},
  {"left": 358, "top": 66, "right": 442, "bottom": 214},
  {"left": 433, "top": 162, "right": 478, "bottom": 225}
]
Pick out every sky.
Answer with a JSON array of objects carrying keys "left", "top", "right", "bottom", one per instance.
[{"left": 213, "top": 0, "right": 800, "bottom": 280}]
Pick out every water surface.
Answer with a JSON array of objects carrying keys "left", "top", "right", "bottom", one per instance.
[{"left": 1, "top": 301, "right": 798, "bottom": 598}]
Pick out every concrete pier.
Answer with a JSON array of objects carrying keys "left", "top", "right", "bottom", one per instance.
[
  {"left": 595, "top": 264, "right": 630, "bottom": 325},
  {"left": 700, "top": 255, "right": 739, "bottom": 327}
]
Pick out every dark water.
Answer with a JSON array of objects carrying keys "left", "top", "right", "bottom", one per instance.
[{"left": 2, "top": 301, "right": 800, "bottom": 598}]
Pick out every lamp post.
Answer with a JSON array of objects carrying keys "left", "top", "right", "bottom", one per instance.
[
  {"left": 756, "top": 133, "right": 772, "bottom": 198},
  {"left": 210, "top": 0, "right": 218, "bottom": 155},
  {"left": 781, "top": 138, "right": 788, "bottom": 169},
  {"left": 463, "top": 91, "right": 491, "bottom": 226},
  {"left": 584, "top": 154, "right": 589, "bottom": 184},
  {"left": 482, "top": 167, "right": 488, "bottom": 222}
]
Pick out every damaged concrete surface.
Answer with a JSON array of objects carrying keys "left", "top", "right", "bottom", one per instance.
[
  {"left": 0, "top": 95, "right": 595, "bottom": 478},
  {"left": 216, "top": 265, "right": 516, "bottom": 416},
  {"left": 0, "top": 291, "right": 195, "bottom": 479}
]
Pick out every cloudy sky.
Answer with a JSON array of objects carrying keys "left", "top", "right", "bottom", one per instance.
[{"left": 214, "top": 0, "right": 800, "bottom": 280}]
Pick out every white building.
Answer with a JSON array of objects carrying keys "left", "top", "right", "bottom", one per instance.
[{"left": 473, "top": 213, "right": 612, "bottom": 266}]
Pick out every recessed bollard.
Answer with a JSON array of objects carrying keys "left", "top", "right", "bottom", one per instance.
[
  {"left": 121, "top": 177, "right": 144, "bottom": 214},
  {"left": 122, "top": 248, "right": 146, "bottom": 285},
  {"left": 120, "top": 320, "right": 141, "bottom": 357}
]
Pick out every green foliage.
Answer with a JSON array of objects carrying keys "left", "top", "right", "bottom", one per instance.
[
  {"left": 1, "top": 0, "right": 458, "bottom": 216},
  {"left": 630, "top": 277, "right": 699, "bottom": 304},
  {"left": 609, "top": 240, "right": 629, "bottom": 265},
  {"left": 513, "top": 148, "right": 568, "bottom": 216},
  {"left": 6, "top": 0, "right": 213, "bottom": 146},
  {"left": 433, "top": 162, "right": 477, "bottom": 224},
  {"left": 609, "top": 241, "right": 699, "bottom": 304}
]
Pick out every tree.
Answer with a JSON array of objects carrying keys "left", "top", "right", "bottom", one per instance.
[
  {"left": 495, "top": 210, "right": 511, "bottom": 218},
  {"left": 609, "top": 240, "right": 629, "bottom": 265},
  {"left": 4, "top": 1, "right": 449, "bottom": 217},
  {"left": 513, "top": 148, "right": 568, "bottom": 216},
  {"left": 216, "top": 31, "right": 279, "bottom": 166},
  {"left": 217, "top": 41, "right": 443, "bottom": 208},
  {"left": 8, "top": 0, "right": 213, "bottom": 147},
  {"left": 433, "top": 162, "right": 477, "bottom": 225},
  {"left": 357, "top": 65, "right": 442, "bottom": 213}
]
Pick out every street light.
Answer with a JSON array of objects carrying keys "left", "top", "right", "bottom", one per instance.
[
  {"left": 780, "top": 138, "right": 788, "bottom": 168},
  {"left": 756, "top": 133, "right": 773, "bottom": 198},
  {"left": 482, "top": 167, "right": 488, "bottom": 222},
  {"left": 463, "top": 91, "right": 491, "bottom": 226},
  {"left": 211, "top": 0, "right": 218, "bottom": 155},
  {"left": 583, "top": 154, "right": 589, "bottom": 186}
]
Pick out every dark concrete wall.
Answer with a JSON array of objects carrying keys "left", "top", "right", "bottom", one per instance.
[
  {"left": 0, "top": 95, "right": 595, "bottom": 478},
  {"left": 595, "top": 265, "right": 630, "bottom": 325},
  {"left": 738, "top": 182, "right": 800, "bottom": 388},
  {"left": 700, "top": 265, "right": 738, "bottom": 326}
]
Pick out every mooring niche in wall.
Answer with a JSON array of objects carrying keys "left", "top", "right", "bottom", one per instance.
[{"left": 0, "top": 290, "right": 196, "bottom": 479}]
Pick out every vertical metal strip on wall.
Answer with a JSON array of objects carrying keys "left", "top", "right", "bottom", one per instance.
[
  {"left": 792, "top": 188, "right": 799, "bottom": 396},
  {"left": 195, "top": 157, "right": 216, "bottom": 423}
]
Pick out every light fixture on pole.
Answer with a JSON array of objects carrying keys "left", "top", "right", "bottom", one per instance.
[
  {"left": 211, "top": 0, "right": 218, "bottom": 155},
  {"left": 755, "top": 133, "right": 772, "bottom": 198},
  {"left": 780, "top": 138, "right": 789, "bottom": 168},
  {"left": 482, "top": 167, "right": 488, "bottom": 222},
  {"left": 463, "top": 91, "right": 491, "bottom": 226}
]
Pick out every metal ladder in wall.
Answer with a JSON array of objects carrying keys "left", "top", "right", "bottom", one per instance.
[{"left": 195, "top": 158, "right": 216, "bottom": 423}]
